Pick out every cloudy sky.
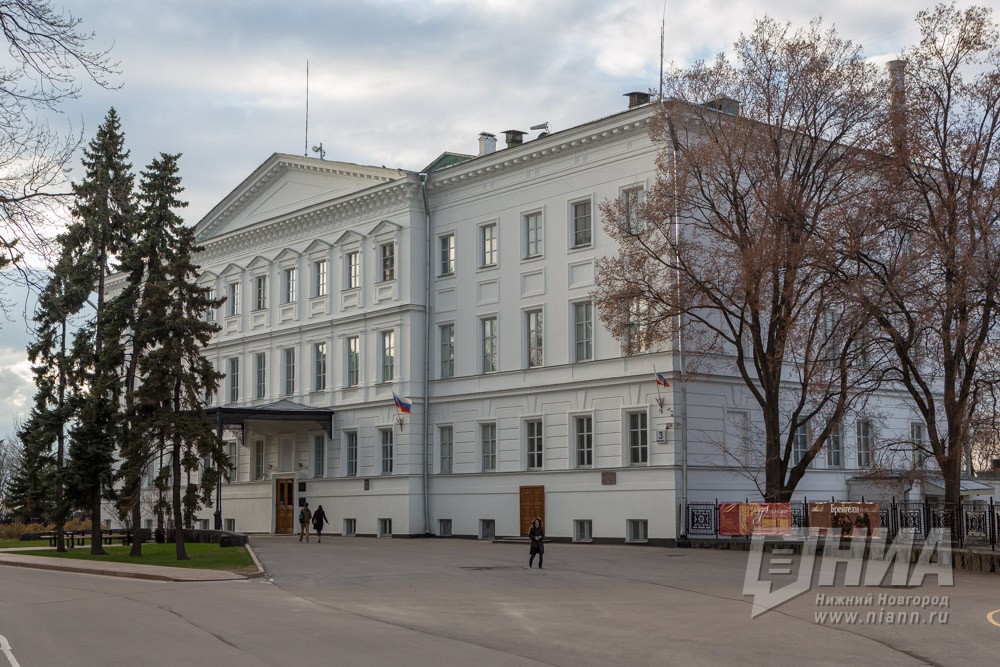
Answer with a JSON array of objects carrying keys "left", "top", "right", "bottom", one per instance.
[{"left": 0, "top": 0, "right": 993, "bottom": 442}]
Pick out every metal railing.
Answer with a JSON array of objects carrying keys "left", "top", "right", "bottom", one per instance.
[{"left": 685, "top": 497, "right": 1000, "bottom": 550}]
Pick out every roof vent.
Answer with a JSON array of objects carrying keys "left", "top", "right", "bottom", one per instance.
[
  {"left": 502, "top": 129, "right": 526, "bottom": 148},
  {"left": 624, "top": 91, "right": 652, "bottom": 109},
  {"left": 703, "top": 96, "right": 741, "bottom": 115},
  {"left": 478, "top": 132, "right": 497, "bottom": 156}
]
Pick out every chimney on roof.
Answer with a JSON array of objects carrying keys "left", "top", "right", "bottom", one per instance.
[
  {"left": 502, "top": 129, "right": 526, "bottom": 148},
  {"left": 478, "top": 132, "right": 497, "bottom": 156},
  {"left": 625, "top": 91, "right": 652, "bottom": 109}
]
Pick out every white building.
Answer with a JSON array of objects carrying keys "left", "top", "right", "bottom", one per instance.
[{"left": 164, "top": 94, "right": 959, "bottom": 543}]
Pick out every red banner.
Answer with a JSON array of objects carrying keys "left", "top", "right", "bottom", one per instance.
[{"left": 719, "top": 502, "right": 792, "bottom": 536}]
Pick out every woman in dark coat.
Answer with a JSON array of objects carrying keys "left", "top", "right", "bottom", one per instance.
[
  {"left": 528, "top": 517, "right": 544, "bottom": 568},
  {"left": 312, "top": 505, "right": 329, "bottom": 543}
]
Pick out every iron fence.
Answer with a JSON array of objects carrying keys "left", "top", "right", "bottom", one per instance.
[{"left": 684, "top": 497, "right": 1000, "bottom": 550}]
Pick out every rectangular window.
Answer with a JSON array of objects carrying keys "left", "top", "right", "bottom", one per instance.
[
  {"left": 726, "top": 410, "right": 752, "bottom": 465},
  {"left": 628, "top": 411, "right": 648, "bottom": 465},
  {"left": 283, "top": 348, "right": 295, "bottom": 396},
  {"left": 347, "top": 336, "right": 360, "bottom": 387},
  {"left": 481, "top": 223, "right": 498, "bottom": 267},
  {"left": 346, "top": 251, "right": 360, "bottom": 289},
  {"left": 378, "top": 518, "right": 392, "bottom": 537},
  {"left": 440, "top": 425, "right": 453, "bottom": 474},
  {"left": 480, "top": 519, "right": 495, "bottom": 540},
  {"left": 282, "top": 267, "right": 297, "bottom": 304},
  {"left": 624, "top": 298, "right": 648, "bottom": 355},
  {"left": 627, "top": 519, "right": 648, "bottom": 543},
  {"left": 526, "top": 309, "right": 543, "bottom": 368},
  {"left": 440, "top": 323, "right": 455, "bottom": 378},
  {"left": 381, "top": 429, "right": 394, "bottom": 475},
  {"left": 526, "top": 419, "right": 543, "bottom": 469},
  {"left": 576, "top": 415, "right": 593, "bottom": 467},
  {"left": 481, "top": 422, "right": 497, "bottom": 472},
  {"left": 574, "top": 519, "right": 593, "bottom": 542},
  {"left": 313, "top": 260, "right": 327, "bottom": 297},
  {"left": 792, "top": 424, "right": 809, "bottom": 466},
  {"left": 205, "top": 288, "right": 216, "bottom": 322},
  {"left": 254, "top": 439, "right": 264, "bottom": 481},
  {"left": 314, "top": 342, "right": 327, "bottom": 391},
  {"left": 572, "top": 200, "right": 592, "bottom": 248},
  {"left": 911, "top": 422, "right": 926, "bottom": 466},
  {"left": 254, "top": 275, "right": 267, "bottom": 311},
  {"left": 226, "top": 441, "right": 237, "bottom": 480},
  {"left": 380, "top": 242, "right": 395, "bottom": 282},
  {"left": 622, "top": 186, "right": 645, "bottom": 234},
  {"left": 381, "top": 330, "right": 395, "bottom": 383},
  {"left": 254, "top": 352, "right": 266, "bottom": 400},
  {"left": 228, "top": 281, "right": 241, "bottom": 316},
  {"left": 856, "top": 419, "right": 872, "bottom": 468},
  {"left": 574, "top": 301, "right": 593, "bottom": 362},
  {"left": 343, "top": 518, "right": 356, "bottom": 536},
  {"left": 228, "top": 357, "right": 239, "bottom": 404},
  {"left": 440, "top": 233, "right": 455, "bottom": 275},
  {"left": 345, "top": 431, "right": 358, "bottom": 477},
  {"left": 523, "top": 212, "right": 542, "bottom": 258},
  {"left": 313, "top": 435, "right": 325, "bottom": 477},
  {"left": 438, "top": 519, "right": 452, "bottom": 537},
  {"left": 482, "top": 317, "right": 498, "bottom": 373},
  {"left": 826, "top": 428, "right": 843, "bottom": 468}
]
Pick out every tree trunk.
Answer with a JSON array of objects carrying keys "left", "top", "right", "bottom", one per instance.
[
  {"left": 90, "top": 486, "right": 106, "bottom": 556},
  {"left": 128, "top": 482, "right": 142, "bottom": 557},
  {"left": 172, "top": 438, "right": 187, "bottom": 560}
]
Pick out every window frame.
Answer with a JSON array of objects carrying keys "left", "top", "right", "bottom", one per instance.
[
  {"left": 227, "top": 357, "right": 240, "bottom": 404},
  {"left": 622, "top": 185, "right": 645, "bottom": 234},
  {"left": 254, "top": 352, "right": 266, "bottom": 400},
  {"left": 481, "top": 316, "right": 498, "bottom": 373},
  {"left": 571, "top": 199, "right": 593, "bottom": 248},
  {"left": 856, "top": 419, "right": 872, "bottom": 468},
  {"left": 379, "top": 241, "right": 395, "bottom": 282},
  {"left": 313, "top": 342, "right": 327, "bottom": 392},
  {"left": 313, "top": 259, "right": 328, "bottom": 298},
  {"left": 480, "top": 222, "right": 498, "bottom": 268},
  {"left": 227, "top": 281, "right": 241, "bottom": 317},
  {"left": 439, "top": 425, "right": 453, "bottom": 474},
  {"left": 313, "top": 434, "right": 325, "bottom": 478},
  {"left": 439, "top": 233, "right": 455, "bottom": 276},
  {"left": 345, "top": 251, "right": 360, "bottom": 290},
  {"left": 627, "top": 410, "right": 648, "bottom": 465},
  {"left": 381, "top": 330, "right": 395, "bottom": 383},
  {"left": 526, "top": 308, "right": 543, "bottom": 368},
  {"left": 282, "top": 347, "right": 295, "bottom": 397},
  {"left": 282, "top": 267, "right": 297, "bottom": 304},
  {"left": 523, "top": 210, "right": 543, "bottom": 259},
  {"left": 440, "top": 323, "right": 455, "bottom": 379},
  {"left": 526, "top": 418, "right": 543, "bottom": 470},
  {"left": 346, "top": 336, "right": 360, "bottom": 387},
  {"left": 480, "top": 422, "right": 497, "bottom": 472},
  {"left": 380, "top": 428, "right": 394, "bottom": 475},
  {"left": 573, "top": 301, "right": 593, "bottom": 362},
  {"left": 253, "top": 275, "right": 267, "bottom": 311},
  {"left": 345, "top": 431, "right": 358, "bottom": 477},
  {"left": 575, "top": 414, "right": 594, "bottom": 468}
]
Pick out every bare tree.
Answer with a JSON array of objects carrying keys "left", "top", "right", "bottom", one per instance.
[
  {"left": 594, "top": 17, "right": 886, "bottom": 502},
  {"left": 0, "top": 0, "right": 118, "bottom": 282},
  {"left": 849, "top": 3, "right": 1000, "bottom": 507}
]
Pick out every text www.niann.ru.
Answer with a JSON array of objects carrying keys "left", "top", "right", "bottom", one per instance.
[{"left": 814, "top": 610, "right": 949, "bottom": 625}]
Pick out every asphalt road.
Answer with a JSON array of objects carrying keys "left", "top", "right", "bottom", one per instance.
[{"left": 1, "top": 537, "right": 999, "bottom": 666}]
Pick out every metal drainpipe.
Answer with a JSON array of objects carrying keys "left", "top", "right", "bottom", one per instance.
[
  {"left": 669, "top": 116, "right": 689, "bottom": 539},
  {"left": 420, "top": 173, "right": 432, "bottom": 535}
]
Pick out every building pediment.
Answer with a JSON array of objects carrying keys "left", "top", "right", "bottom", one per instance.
[
  {"left": 304, "top": 239, "right": 332, "bottom": 254},
  {"left": 334, "top": 229, "right": 365, "bottom": 246},
  {"left": 220, "top": 262, "right": 243, "bottom": 277},
  {"left": 368, "top": 219, "right": 402, "bottom": 237},
  {"left": 246, "top": 255, "right": 271, "bottom": 270},
  {"left": 195, "top": 153, "right": 407, "bottom": 243}
]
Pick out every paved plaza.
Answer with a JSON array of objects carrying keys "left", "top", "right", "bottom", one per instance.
[{"left": 1, "top": 536, "right": 999, "bottom": 665}]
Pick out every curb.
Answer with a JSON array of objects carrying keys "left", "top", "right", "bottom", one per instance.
[
  {"left": 0, "top": 548, "right": 260, "bottom": 583},
  {"left": 244, "top": 541, "right": 266, "bottom": 579}
]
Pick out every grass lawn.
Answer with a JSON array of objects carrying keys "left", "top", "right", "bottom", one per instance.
[
  {"left": 0, "top": 539, "right": 48, "bottom": 549},
  {"left": 28, "top": 542, "right": 257, "bottom": 573}
]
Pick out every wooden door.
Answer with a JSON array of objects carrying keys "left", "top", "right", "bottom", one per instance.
[
  {"left": 275, "top": 478, "right": 294, "bottom": 534},
  {"left": 519, "top": 485, "right": 545, "bottom": 536}
]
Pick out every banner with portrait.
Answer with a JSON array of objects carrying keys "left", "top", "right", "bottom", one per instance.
[
  {"left": 719, "top": 502, "right": 792, "bottom": 536},
  {"left": 808, "top": 502, "right": 881, "bottom": 538}
]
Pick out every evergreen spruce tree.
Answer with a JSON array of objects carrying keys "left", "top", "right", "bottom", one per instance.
[
  {"left": 65, "top": 108, "right": 136, "bottom": 555},
  {"left": 133, "top": 153, "right": 222, "bottom": 560},
  {"left": 4, "top": 432, "right": 54, "bottom": 523},
  {"left": 17, "top": 235, "right": 93, "bottom": 549}
]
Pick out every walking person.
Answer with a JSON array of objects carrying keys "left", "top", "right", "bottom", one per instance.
[
  {"left": 299, "top": 503, "right": 312, "bottom": 542},
  {"left": 528, "top": 517, "right": 544, "bottom": 568},
  {"left": 312, "top": 504, "right": 329, "bottom": 543}
]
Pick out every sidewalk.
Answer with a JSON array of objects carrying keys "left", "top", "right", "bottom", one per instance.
[{"left": 0, "top": 547, "right": 262, "bottom": 582}]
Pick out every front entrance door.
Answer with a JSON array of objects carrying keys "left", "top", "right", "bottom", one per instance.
[
  {"left": 519, "top": 485, "right": 545, "bottom": 536},
  {"left": 275, "top": 478, "right": 294, "bottom": 534}
]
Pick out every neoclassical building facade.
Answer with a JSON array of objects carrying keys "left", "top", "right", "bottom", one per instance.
[{"left": 163, "top": 98, "right": 938, "bottom": 542}]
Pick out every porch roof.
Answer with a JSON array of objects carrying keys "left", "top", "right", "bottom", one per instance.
[{"left": 204, "top": 400, "right": 335, "bottom": 437}]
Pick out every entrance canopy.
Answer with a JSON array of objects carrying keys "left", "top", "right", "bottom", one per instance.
[
  {"left": 922, "top": 476, "right": 995, "bottom": 497},
  {"left": 204, "top": 400, "right": 335, "bottom": 437}
]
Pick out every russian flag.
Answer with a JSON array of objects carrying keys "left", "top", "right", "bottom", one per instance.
[
  {"left": 655, "top": 371, "right": 670, "bottom": 387},
  {"left": 393, "top": 392, "right": 412, "bottom": 414}
]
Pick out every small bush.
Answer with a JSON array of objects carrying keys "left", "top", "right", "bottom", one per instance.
[{"left": 0, "top": 519, "right": 93, "bottom": 539}]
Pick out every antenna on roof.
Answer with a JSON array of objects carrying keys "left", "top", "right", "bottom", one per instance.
[
  {"left": 659, "top": 1, "right": 666, "bottom": 101},
  {"left": 304, "top": 59, "right": 309, "bottom": 157}
]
